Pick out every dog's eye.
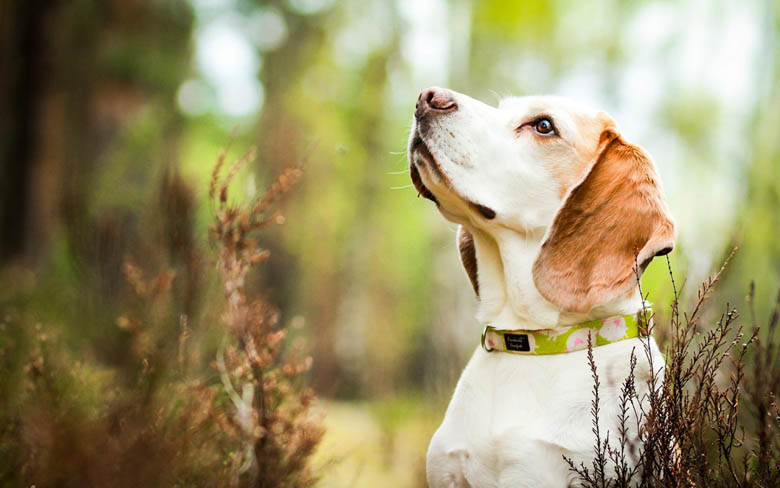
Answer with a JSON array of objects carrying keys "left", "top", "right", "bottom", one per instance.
[{"left": 534, "top": 118, "right": 555, "bottom": 135}]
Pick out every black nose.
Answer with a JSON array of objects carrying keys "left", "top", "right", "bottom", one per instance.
[{"left": 415, "top": 86, "right": 457, "bottom": 119}]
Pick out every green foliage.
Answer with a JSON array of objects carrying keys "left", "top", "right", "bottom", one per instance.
[{"left": 473, "top": 0, "right": 556, "bottom": 40}]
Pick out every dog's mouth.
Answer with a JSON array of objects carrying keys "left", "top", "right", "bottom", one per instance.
[
  {"left": 409, "top": 136, "right": 440, "bottom": 204},
  {"left": 409, "top": 161, "right": 437, "bottom": 204}
]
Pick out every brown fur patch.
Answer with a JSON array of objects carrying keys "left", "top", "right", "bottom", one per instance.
[
  {"left": 543, "top": 111, "right": 617, "bottom": 198},
  {"left": 532, "top": 129, "right": 676, "bottom": 313},
  {"left": 457, "top": 226, "right": 479, "bottom": 296}
]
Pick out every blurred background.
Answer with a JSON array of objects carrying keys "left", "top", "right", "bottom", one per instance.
[{"left": 1, "top": 0, "right": 779, "bottom": 486}]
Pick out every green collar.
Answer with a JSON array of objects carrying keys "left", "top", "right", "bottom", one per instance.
[{"left": 480, "top": 310, "right": 650, "bottom": 355}]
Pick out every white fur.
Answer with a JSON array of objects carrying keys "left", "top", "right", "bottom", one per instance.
[{"left": 408, "top": 89, "right": 665, "bottom": 487}]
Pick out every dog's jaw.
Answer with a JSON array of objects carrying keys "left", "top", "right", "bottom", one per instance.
[{"left": 409, "top": 132, "right": 500, "bottom": 223}]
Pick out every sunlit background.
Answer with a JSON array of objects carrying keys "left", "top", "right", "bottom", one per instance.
[{"left": 2, "top": 0, "right": 779, "bottom": 486}]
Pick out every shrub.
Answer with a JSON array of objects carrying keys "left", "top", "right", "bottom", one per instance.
[
  {"left": 569, "top": 253, "right": 780, "bottom": 487},
  {"left": 0, "top": 148, "right": 322, "bottom": 487}
]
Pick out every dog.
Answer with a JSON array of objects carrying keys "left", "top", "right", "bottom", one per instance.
[{"left": 407, "top": 87, "right": 675, "bottom": 487}]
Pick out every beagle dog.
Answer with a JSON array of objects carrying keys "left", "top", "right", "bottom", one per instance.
[{"left": 407, "top": 87, "right": 675, "bottom": 487}]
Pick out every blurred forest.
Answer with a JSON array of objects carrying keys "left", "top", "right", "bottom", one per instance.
[{"left": 1, "top": 0, "right": 780, "bottom": 486}]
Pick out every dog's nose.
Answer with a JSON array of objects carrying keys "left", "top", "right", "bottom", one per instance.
[{"left": 415, "top": 87, "right": 457, "bottom": 119}]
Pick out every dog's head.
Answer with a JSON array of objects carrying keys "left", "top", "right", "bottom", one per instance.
[{"left": 408, "top": 87, "right": 675, "bottom": 314}]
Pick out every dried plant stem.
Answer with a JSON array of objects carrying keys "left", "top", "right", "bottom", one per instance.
[
  {"left": 569, "top": 248, "right": 780, "bottom": 487},
  {"left": 210, "top": 147, "right": 322, "bottom": 488}
]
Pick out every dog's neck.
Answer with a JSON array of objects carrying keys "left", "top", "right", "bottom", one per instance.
[{"left": 468, "top": 226, "right": 643, "bottom": 331}]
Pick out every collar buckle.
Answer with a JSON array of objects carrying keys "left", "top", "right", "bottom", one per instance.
[{"left": 481, "top": 325, "right": 495, "bottom": 352}]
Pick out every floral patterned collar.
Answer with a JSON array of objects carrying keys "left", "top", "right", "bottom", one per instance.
[{"left": 480, "top": 310, "right": 651, "bottom": 355}]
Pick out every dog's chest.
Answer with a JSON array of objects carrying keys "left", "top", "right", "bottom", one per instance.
[{"left": 426, "top": 339, "right": 660, "bottom": 488}]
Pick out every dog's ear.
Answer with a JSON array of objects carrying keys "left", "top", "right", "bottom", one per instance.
[
  {"left": 532, "top": 129, "right": 675, "bottom": 313},
  {"left": 458, "top": 226, "right": 479, "bottom": 296}
]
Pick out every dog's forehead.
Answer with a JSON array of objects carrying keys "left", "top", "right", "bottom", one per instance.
[{"left": 497, "top": 95, "right": 600, "bottom": 120}]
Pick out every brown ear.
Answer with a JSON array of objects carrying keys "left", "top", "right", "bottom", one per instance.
[
  {"left": 457, "top": 226, "right": 479, "bottom": 296},
  {"left": 532, "top": 130, "right": 675, "bottom": 313}
]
